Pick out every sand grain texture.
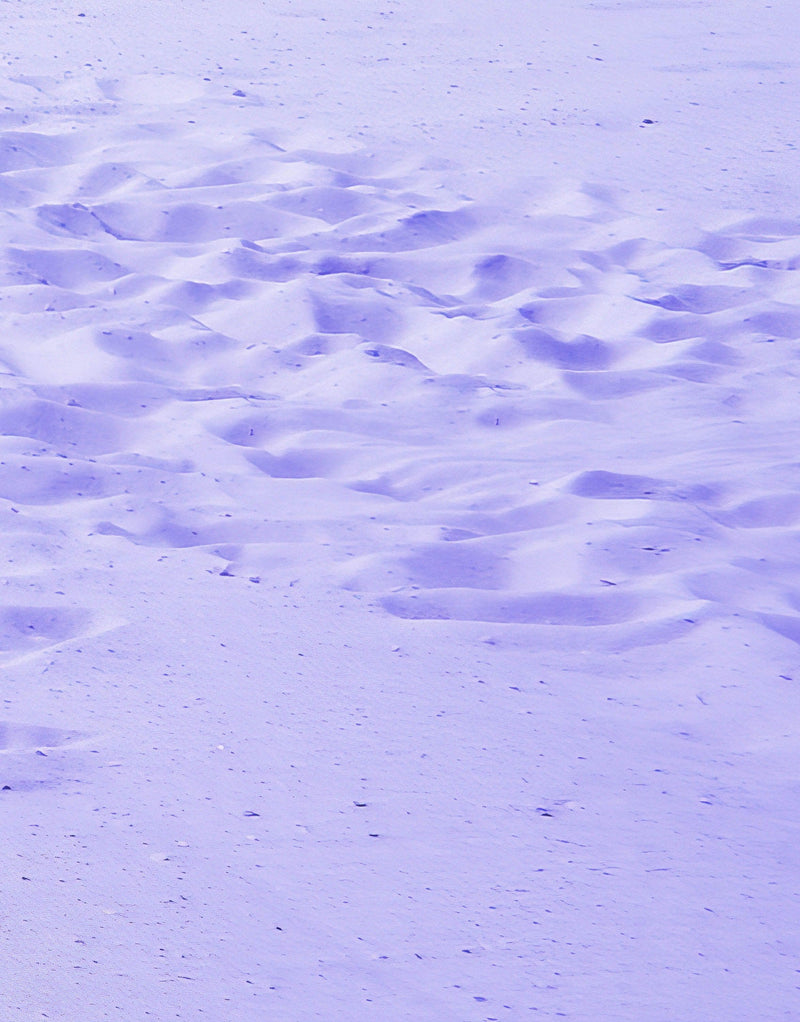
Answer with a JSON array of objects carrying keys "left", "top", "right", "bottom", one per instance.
[{"left": 1, "top": 3, "right": 799, "bottom": 1020}]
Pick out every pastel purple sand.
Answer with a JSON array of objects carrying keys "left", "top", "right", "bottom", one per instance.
[{"left": 1, "top": 2, "right": 798, "bottom": 1019}]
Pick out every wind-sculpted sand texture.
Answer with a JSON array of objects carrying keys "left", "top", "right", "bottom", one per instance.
[
  {"left": 2, "top": 77, "right": 800, "bottom": 658},
  {"left": 2, "top": 56, "right": 800, "bottom": 1021}
]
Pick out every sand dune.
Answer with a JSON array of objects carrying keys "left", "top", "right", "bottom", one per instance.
[{"left": 4, "top": 76, "right": 799, "bottom": 659}]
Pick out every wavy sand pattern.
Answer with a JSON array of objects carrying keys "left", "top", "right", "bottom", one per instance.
[
  {"left": 2, "top": 75, "right": 798, "bottom": 659},
  {"left": 2, "top": 0, "right": 800, "bottom": 1008}
]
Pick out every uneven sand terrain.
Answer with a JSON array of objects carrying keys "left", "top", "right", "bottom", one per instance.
[{"left": 2, "top": 3, "right": 800, "bottom": 1019}]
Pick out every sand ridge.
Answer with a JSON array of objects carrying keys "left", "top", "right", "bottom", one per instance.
[
  {"left": 1, "top": 44, "right": 800, "bottom": 1020},
  {"left": 1, "top": 74, "right": 799, "bottom": 657}
]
